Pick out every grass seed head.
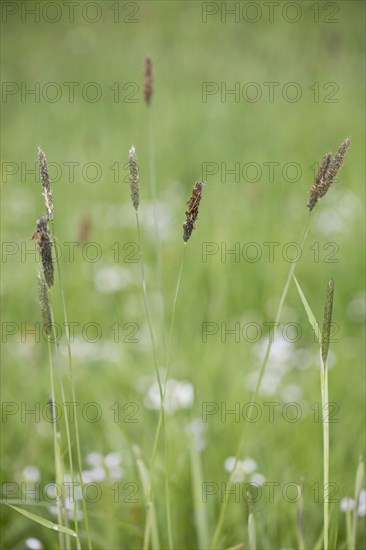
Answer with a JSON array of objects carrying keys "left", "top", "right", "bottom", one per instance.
[
  {"left": 38, "top": 146, "right": 54, "bottom": 221},
  {"left": 307, "top": 138, "right": 350, "bottom": 211},
  {"left": 128, "top": 145, "right": 139, "bottom": 211},
  {"left": 183, "top": 181, "right": 206, "bottom": 242},
  {"left": 32, "top": 216, "right": 54, "bottom": 288},
  {"left": 37, "top": 270, "right": 52, "bottom": 337},
  {"left": 321, "top": 277, "right": 335, "bottom": 365},
  {"left": 143, "top": 54, "right": 153, "bottom": 106}
]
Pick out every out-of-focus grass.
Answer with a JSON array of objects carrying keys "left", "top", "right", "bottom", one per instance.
[{"left": 1, "top": 2, "right": 365, "bottom": 549}]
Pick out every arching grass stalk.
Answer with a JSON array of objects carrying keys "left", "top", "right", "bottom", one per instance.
[
  {"left": 211, "top": 137, "right": 350, "bottom": 549},
  {"left": 211, "top": 214, "right": 312, "bottom": 549}
]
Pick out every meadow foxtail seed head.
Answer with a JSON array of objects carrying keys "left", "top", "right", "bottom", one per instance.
[
  {"left": 128, "top": 145, "right": 139, "bottom": 211},
  {"left": 321, "top": 277, "right": 334, "bottom": 365},
  {"left": 307, "top": 138, "right": 350, "bottom": 211},
  {"left": 38, "top": 146, "right": 54, "bottom": 221},
  {"left": 37, "top": 270, "right": 52, "bottom": 337},
  {"left": 183, "top": 181, "right": 206, "bottom": 242},
  {"left": 32, "top": 216, "right": 54, "bottom": 288},
  {"left": 143, "top": 55, "right": 153, "bottom": 106}
]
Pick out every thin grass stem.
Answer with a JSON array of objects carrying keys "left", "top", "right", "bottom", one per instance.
[
  {"left": 135, "top": 212, "right": 165, "bottom": 549},
  {"left": 145, "top": 244, "right": 187, "bottom": 548},
  {"left": 48, "top": 295, "right": 77, "bottom": 548},
  {"left": 147, "top": 107, "right": 166, "bottom": 354},
  {"left": 351, "top": 457, "right": 364, "bottom": 549},
  {"left": 46, "top": 337, "right": 65, "bottom": 549},
  {"left": 320, "top": 359, "right": 329, "bottom": 550}
]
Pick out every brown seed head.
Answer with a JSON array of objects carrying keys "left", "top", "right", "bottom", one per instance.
[
  {"left": 183, "top": 181, "right": 206, "bottom": 242},
  {"left": 32, "top": 216, "right": 54, "bottom": 287},
  {"left": 143, "top": 55, "right": 153, "bottom": 106},
  {"left": 307, "top": 138, "right": 350, "bottom": 211},
  {"left": 38, "top": 147, "right": 54, "bottom": 221},
  {"left": 128, "top": 146, "right": 139, "bottom": 211}
]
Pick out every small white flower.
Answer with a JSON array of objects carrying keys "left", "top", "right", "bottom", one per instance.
[
  {"left": 104, "top": 452, "right": 122, "bottom": 468},
  {"left": 250, "top": 473, "right": 266, "bottom": 486},
  {"left": 94, "top": 266, "right": 135, "bottom": 293},
  {"left": 241, "top": 458, "right": 257, "bottom": 474},
  {"left": 82, "top": 470, "right": 95, "bottom": 484},
  {"left": 25, "top": 538, "right": 43, "bottom": 550},
  {"left": 224, "top": 456, "right": 236, "bottom": 473},
  {"left": 224, "top": 456, "right": 258, "bottom": 483},
  {"left": 144, "top": 379, "right": 194, "bottom": 413},
  {"left": 357, "top": 488, "right": 366, "bottom": 516},
  {"left": 340, "top": 497, "right": 355, "bottom": 512},
  {"left": 224, "top": 457, "right": 245, "bottom": 483},
  {"left": 88, "top": 466, "right": 106, "bottom": 482},
  {"left": 22, "top": 465, "right": 40, "bottom": 483},
  {"left": 86, "top": 452, "right": 103, "bottom": 467},
  {"left": 231, "top": 469, "right": 245, "bottom": 483}
]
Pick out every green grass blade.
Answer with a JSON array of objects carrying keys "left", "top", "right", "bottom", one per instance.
[
  {"left": 4, "top": 504, "right": 77, "bottom": 537},
  {"left": 248, "top": 513, "right": 256, "bottom": 550},
  {"left": 188, "top": 430, "right": 210, "bottom": 549},
  {"left": 328, "top": 504, "right": 338, "bottom": 550},
  {"left": 292, "top": 275, "right": 322, "bottom": 343},
  {"left": 313, "top": 526, "right": 324, "bottom": 550},
  {"left": 351, "top": 456, "right": 364, "bottom": 549},
  {"left": 133, "top": 445, "right": 160, "bottom": 550}
]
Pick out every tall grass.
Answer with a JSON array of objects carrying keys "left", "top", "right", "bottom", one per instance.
[
  {"left": 9, "top": 81, "right": 361, "bottom": 550},
  {"left": 14, "top": 149, "right": 92, "bottom": 549}
]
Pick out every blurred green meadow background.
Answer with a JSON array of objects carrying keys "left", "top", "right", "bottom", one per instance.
[{"left": 1, "top": 1, "right": 365, "bottom": 549}]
